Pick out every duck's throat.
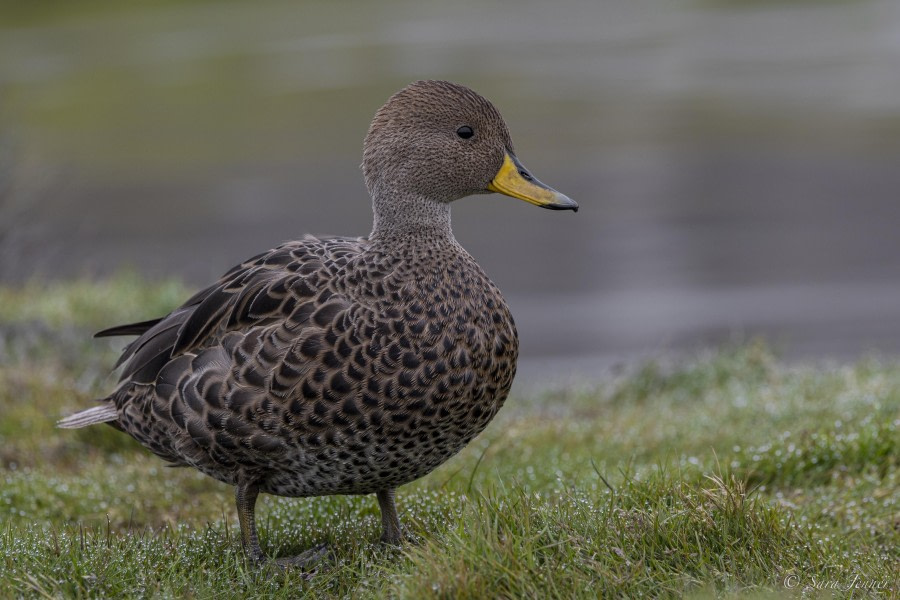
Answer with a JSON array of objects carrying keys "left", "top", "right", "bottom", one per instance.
[{"left": 369, "top": 190, "right": 454, "bottom": 241}]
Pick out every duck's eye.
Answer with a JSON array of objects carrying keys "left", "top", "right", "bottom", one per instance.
[{"left": 456, "top": 126, "right": 474, "bottom": 139}]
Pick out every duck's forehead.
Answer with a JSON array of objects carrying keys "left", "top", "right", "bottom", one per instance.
[
  {"left": 392, "top": 81, "right": 506, "bottom": 126},
  {"left": 366, "top": 80, "right": 514, "bottom": 152}
]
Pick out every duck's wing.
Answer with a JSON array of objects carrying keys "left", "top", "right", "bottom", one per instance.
[{"left": 102, "top": 236, "right": 366, "bottom": 386}]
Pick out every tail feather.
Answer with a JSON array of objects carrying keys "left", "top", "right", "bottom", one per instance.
[{"left": 57, "top": 403, "right": 119, "bottom": 429}]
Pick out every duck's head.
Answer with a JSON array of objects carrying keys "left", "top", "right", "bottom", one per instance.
[{"left": 363, "top": 80, "right": 577, "bottom": 214}]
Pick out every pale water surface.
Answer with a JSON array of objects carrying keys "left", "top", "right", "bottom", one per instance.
[{"left": 2, "top": 0, "right": 900, "bottom": 386}]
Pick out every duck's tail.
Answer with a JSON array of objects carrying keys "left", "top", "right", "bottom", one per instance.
[{"left": 57, "top": 402, "right": 118, "bottom": 429}]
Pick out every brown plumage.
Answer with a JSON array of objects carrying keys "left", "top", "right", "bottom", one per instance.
[{"left": 60, "top": 80, "right": 577, "bottom": 567}]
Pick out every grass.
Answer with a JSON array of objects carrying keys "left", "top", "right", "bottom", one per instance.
[{"left": 0, "top": 275, "right": 897, "bottom": 598}]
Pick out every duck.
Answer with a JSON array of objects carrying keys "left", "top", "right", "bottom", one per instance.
[{"left": 60, "top": 80, "right": 578, "bottom": 567}]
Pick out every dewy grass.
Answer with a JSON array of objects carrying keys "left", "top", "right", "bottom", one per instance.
[{"left": 1, "top": 277, "right": 898, "bottom": 598}]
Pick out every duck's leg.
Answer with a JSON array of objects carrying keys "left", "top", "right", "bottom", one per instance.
[
  {"left": 234, "top": 483, "right": 328, "bottom": 567},
  {"left": 236, "top": 481, "right": 329, "bottom": 569},
  {"left": 236, "top": 482, "right": 265, "bottom": 564},
  {"left": 376, "top": 488, "right": 403, "bottom": 544}
]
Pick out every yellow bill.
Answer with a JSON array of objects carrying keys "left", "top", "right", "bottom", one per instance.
[{"left": 487, "top": 153, "right": 578, "bottom": 211}]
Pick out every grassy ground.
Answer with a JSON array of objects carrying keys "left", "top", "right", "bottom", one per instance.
[{"left": 1, "top": 275, "right": 897, "bottom": 598}]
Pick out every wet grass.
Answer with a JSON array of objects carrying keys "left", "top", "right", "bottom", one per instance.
[{"left": 1, "top": 275, "right": 898, "bottom": 598}]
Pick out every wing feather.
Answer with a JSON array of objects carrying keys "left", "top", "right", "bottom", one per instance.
[
  {"left": 100, "top": 238, "right": 363, "bottom": 387},
  {"left": 94, "top": 318, "right": 164, "bottom": 338}
]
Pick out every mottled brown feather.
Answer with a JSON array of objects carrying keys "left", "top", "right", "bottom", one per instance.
[{"left": 61, "top": 81, "right": 573, "bottom": 558}]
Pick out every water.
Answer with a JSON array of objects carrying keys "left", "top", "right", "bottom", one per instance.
[{"left": 2, "top": 0, "right": 900, "bottom": 384}]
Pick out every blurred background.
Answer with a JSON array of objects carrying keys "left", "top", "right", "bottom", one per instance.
[{"left": 2, "top": 0, "right": 900, "bottom": 386}]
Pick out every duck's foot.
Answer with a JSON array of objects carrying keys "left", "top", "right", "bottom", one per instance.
[
  {"left": 251, "top": 544, "right": 331, "bottom": 581},
  {"left": 272, "top": 543, "right": 331, "bottom": 569},
  {"left": 380, "top": 529, "right": 404, "bottom": 546}
]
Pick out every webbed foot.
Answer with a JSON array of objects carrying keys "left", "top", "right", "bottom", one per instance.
[{"left": 272, "top": 543, "right": 330, "bottom": 569}]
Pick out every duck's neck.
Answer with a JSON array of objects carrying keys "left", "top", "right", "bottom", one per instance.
[{"left": 369, "top": 187, "right": 455, "bottom": 244}]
